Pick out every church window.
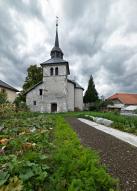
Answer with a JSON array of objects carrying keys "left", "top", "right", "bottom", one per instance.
[
  {"left": 33, "top": 101, "right": 36, "bottom": 105},
  {"left": 39, "top": 89, "right": 43, "bottom": 95},
  {"left": 55, "top": 67, "right": 58, "bottom": 75},
  {"left": 50, "top": 67, "right": 54, "bottom": 76}
]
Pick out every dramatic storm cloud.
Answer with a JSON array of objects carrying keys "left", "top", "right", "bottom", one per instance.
[{"left": 0, "top": 0, "right": 137, "bottom": 97}]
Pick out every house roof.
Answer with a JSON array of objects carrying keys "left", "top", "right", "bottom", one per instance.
[
  {"left": 24, "top": 81, "right": 43, "bottom": 95},
  {"left": 40, "top": 58, "right": 70, "bottom": 75},
  {"left": 40, "top": 57, "right": 68, "bottom": 64},
  {"left": 108, "top": 93, "right": 137, "bottom": 105},
  {"left": 0, "top": 80, "right": 19, "bottom": 92},
  {"left": 67, "top": 79, "right": 84, "bottom": 90}
]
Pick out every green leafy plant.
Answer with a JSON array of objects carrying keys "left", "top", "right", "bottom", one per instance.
[
  {"left": 46, "top": 116, "right": 118, "bottom": 191},
  {"left": 1, "top": 113, "right": 119, "bottom": 191},
  {"left": 0, "top": 115, "right": 55, "bottom": 190},
  {"left": 0, "top": 91, "right": 8, "bottom": 104}
]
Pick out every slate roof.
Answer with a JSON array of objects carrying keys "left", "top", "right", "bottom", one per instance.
[
  {"left": 0, "top": 80, "right": 19, "bottom": 92},
  {"left": 40, "top": 57, "right": 68, "bottom": 65},
  {"left": 108, "top": 93, "right": 137, "bottom": 105},
  {"left": 51, "top": 46, "right": 63, "bottom": 54},
  {"left": 40, "top": 58, "right": 70, "bottom": 75},
  {"left": 24, "top": 81, "right": 43, "bottom": 95},
  {"left": 68, "top": 79, "right": 84, "bottom": 90}
]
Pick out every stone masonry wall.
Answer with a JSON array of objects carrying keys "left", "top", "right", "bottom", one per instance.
[
  {"left": 74, "top": 88, "right": 83, "bottom": 110},
  {"left": 67, "top": 81, "right": 74, "bottom": 111}
]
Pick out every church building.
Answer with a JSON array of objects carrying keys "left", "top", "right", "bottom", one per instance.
[{"left": 25, "top": 22, "right": 84, "bottom": 112}]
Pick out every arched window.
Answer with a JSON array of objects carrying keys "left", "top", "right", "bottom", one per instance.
[
  {"left": 50, "top": 67, "right": 53, "bottom": 76},
  {"left": 55, "top": 67, "right": 58, "bottom": 75}
]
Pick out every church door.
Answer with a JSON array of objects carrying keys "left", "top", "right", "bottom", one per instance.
[{"left": 51, "top": 103, "right": 57, "bottom": 112}]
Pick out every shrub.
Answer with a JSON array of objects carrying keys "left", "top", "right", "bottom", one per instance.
[
  {"left": 0, "top": 103, "right": 16, "bottom": 119},
  {"left": 0, "top": 91, "right": 8, "bottom": 104}
]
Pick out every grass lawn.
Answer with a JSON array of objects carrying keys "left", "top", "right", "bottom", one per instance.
[{"left": 0, "top": 112, "right": 118, "bottom": 191}]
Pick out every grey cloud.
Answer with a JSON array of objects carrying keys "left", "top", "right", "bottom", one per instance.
[
  {"left": 60, "top": 0, "right": 137, "bottom": 96},
  {"left": 1, "top": 0, "right": 137, "bottom": 96},
  {"left": 4, "top": 0, "right": 44, "bottom": 21},
  {"left": 0, "top": 0, "right": 46, "bottom": 89}
]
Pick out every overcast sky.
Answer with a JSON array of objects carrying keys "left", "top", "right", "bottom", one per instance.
[{"left": 0, "top": 0, "right": 137, "bottom": 97}]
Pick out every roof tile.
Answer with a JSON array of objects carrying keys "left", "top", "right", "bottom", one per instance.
[{"left": 108, "top": 93, "right": 137, "bottom": 105}]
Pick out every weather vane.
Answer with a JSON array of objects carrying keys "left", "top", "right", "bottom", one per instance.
[{"left": 56, "top": 16, "right": 59, "bottom": 29}]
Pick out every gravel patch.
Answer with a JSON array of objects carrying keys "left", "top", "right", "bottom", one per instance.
[
  {"left": 79, "top": 118, "right": 137, "bottom": 148},
  {"left": 65, "top": 117, "right": 137, "bottom": 191}
]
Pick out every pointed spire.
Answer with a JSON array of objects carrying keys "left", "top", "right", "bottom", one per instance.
[
  {"left": 55, "top": 16, "right": 59, "bottom": 47},
  {"left": 50, "top": 16, "right": 64, "bottom": 59}
]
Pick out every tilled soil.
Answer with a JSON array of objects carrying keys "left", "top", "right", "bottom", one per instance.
[{"left": 65, "top": 117, "right": 137, "bottom": 191}]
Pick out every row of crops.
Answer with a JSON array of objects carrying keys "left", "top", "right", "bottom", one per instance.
[
  {"left": 0, "top": 113, "right": 118, "bottom": 191},
  {"left": 81, "top": 112, "right": 137, "bottom": 134},
  {"left": 0, "top": 115, "right": 55, "bottom": 190}
]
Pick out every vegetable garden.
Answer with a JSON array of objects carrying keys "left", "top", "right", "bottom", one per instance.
[{"left": 0, "top": 110, "right": 118, "bottom": 191}]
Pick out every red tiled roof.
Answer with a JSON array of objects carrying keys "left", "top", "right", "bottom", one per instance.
[{"left": 108, "top": 93, "right": 137, "bottom": 105}]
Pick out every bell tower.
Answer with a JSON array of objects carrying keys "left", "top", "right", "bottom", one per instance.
[{"left": 40, "top": 17, "right": 70, "bottom": 112}]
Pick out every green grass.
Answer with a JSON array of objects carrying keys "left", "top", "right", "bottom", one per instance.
[{"left": 0, "top": 112, "right": 119, "bottom": 191}]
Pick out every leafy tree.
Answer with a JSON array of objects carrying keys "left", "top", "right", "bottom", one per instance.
[
  {"left": 15, "top": 65, "right": 43, "bottom": 104},
  {"left": 14, "top": 91, "right": 26, "bottom": 104},
  {"left": 0, "top": 91, "right": 8, "bottom": 104},
  {"left": 83, "top": 75, "right": 99, "bottom": 103},
  {"left": 23, "top": 65, "right": 43, "bottom": 91}
]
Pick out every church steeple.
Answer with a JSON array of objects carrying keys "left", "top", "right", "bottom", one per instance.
[
  {"left": 55, "top": 19, "right": 59, "bottom": 47},
  {"left": 50, "top": 17, "right": 63, "bottom": 59}
]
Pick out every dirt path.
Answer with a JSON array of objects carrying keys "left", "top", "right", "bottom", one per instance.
[{"left": 65, "top": 117, "right": 137, "bottom": 191}]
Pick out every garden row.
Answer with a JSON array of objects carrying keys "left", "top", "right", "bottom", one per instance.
[
  {"left": 0, "top": 113, "right": 118, "bottom": 191},
  {"left": 80, "top": 112, "right": 137, "bottom": 134}
]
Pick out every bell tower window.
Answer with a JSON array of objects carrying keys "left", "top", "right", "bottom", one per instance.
[
  {"left": 55, "top": 67, "right": 58, "bottom": 75},
  {"left": 50, "top": 67, "right": 54, "bottom": 76}
]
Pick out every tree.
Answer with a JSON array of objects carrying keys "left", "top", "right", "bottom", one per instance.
[
  {"left": 97, "top": 98, "right": 114, "bottom": 111},
  {"left": 23, "top": 65, "right": 43, "bottom": 91},
  {"left": 15, "top": 65, "right": 43, "bottom": 104},
  {"left": 83, "top": 75, "right": 99, "bottom": 103}
]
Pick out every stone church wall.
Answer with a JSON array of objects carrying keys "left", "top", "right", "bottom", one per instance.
[
  {"left": 43, "top": 65, "right": 67, "bottom": 79},
  {"left": 74, "top": 88, "right": 83, "bottom": 110},
  {"left": 26, "top": 83, "right": 43, "bottom": 112},
  {"left": 43, "top": 74, "right": 68, "bottom": 112},
  {"left": 67, "top": 81, "right": 74, "bottom": 111}
]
